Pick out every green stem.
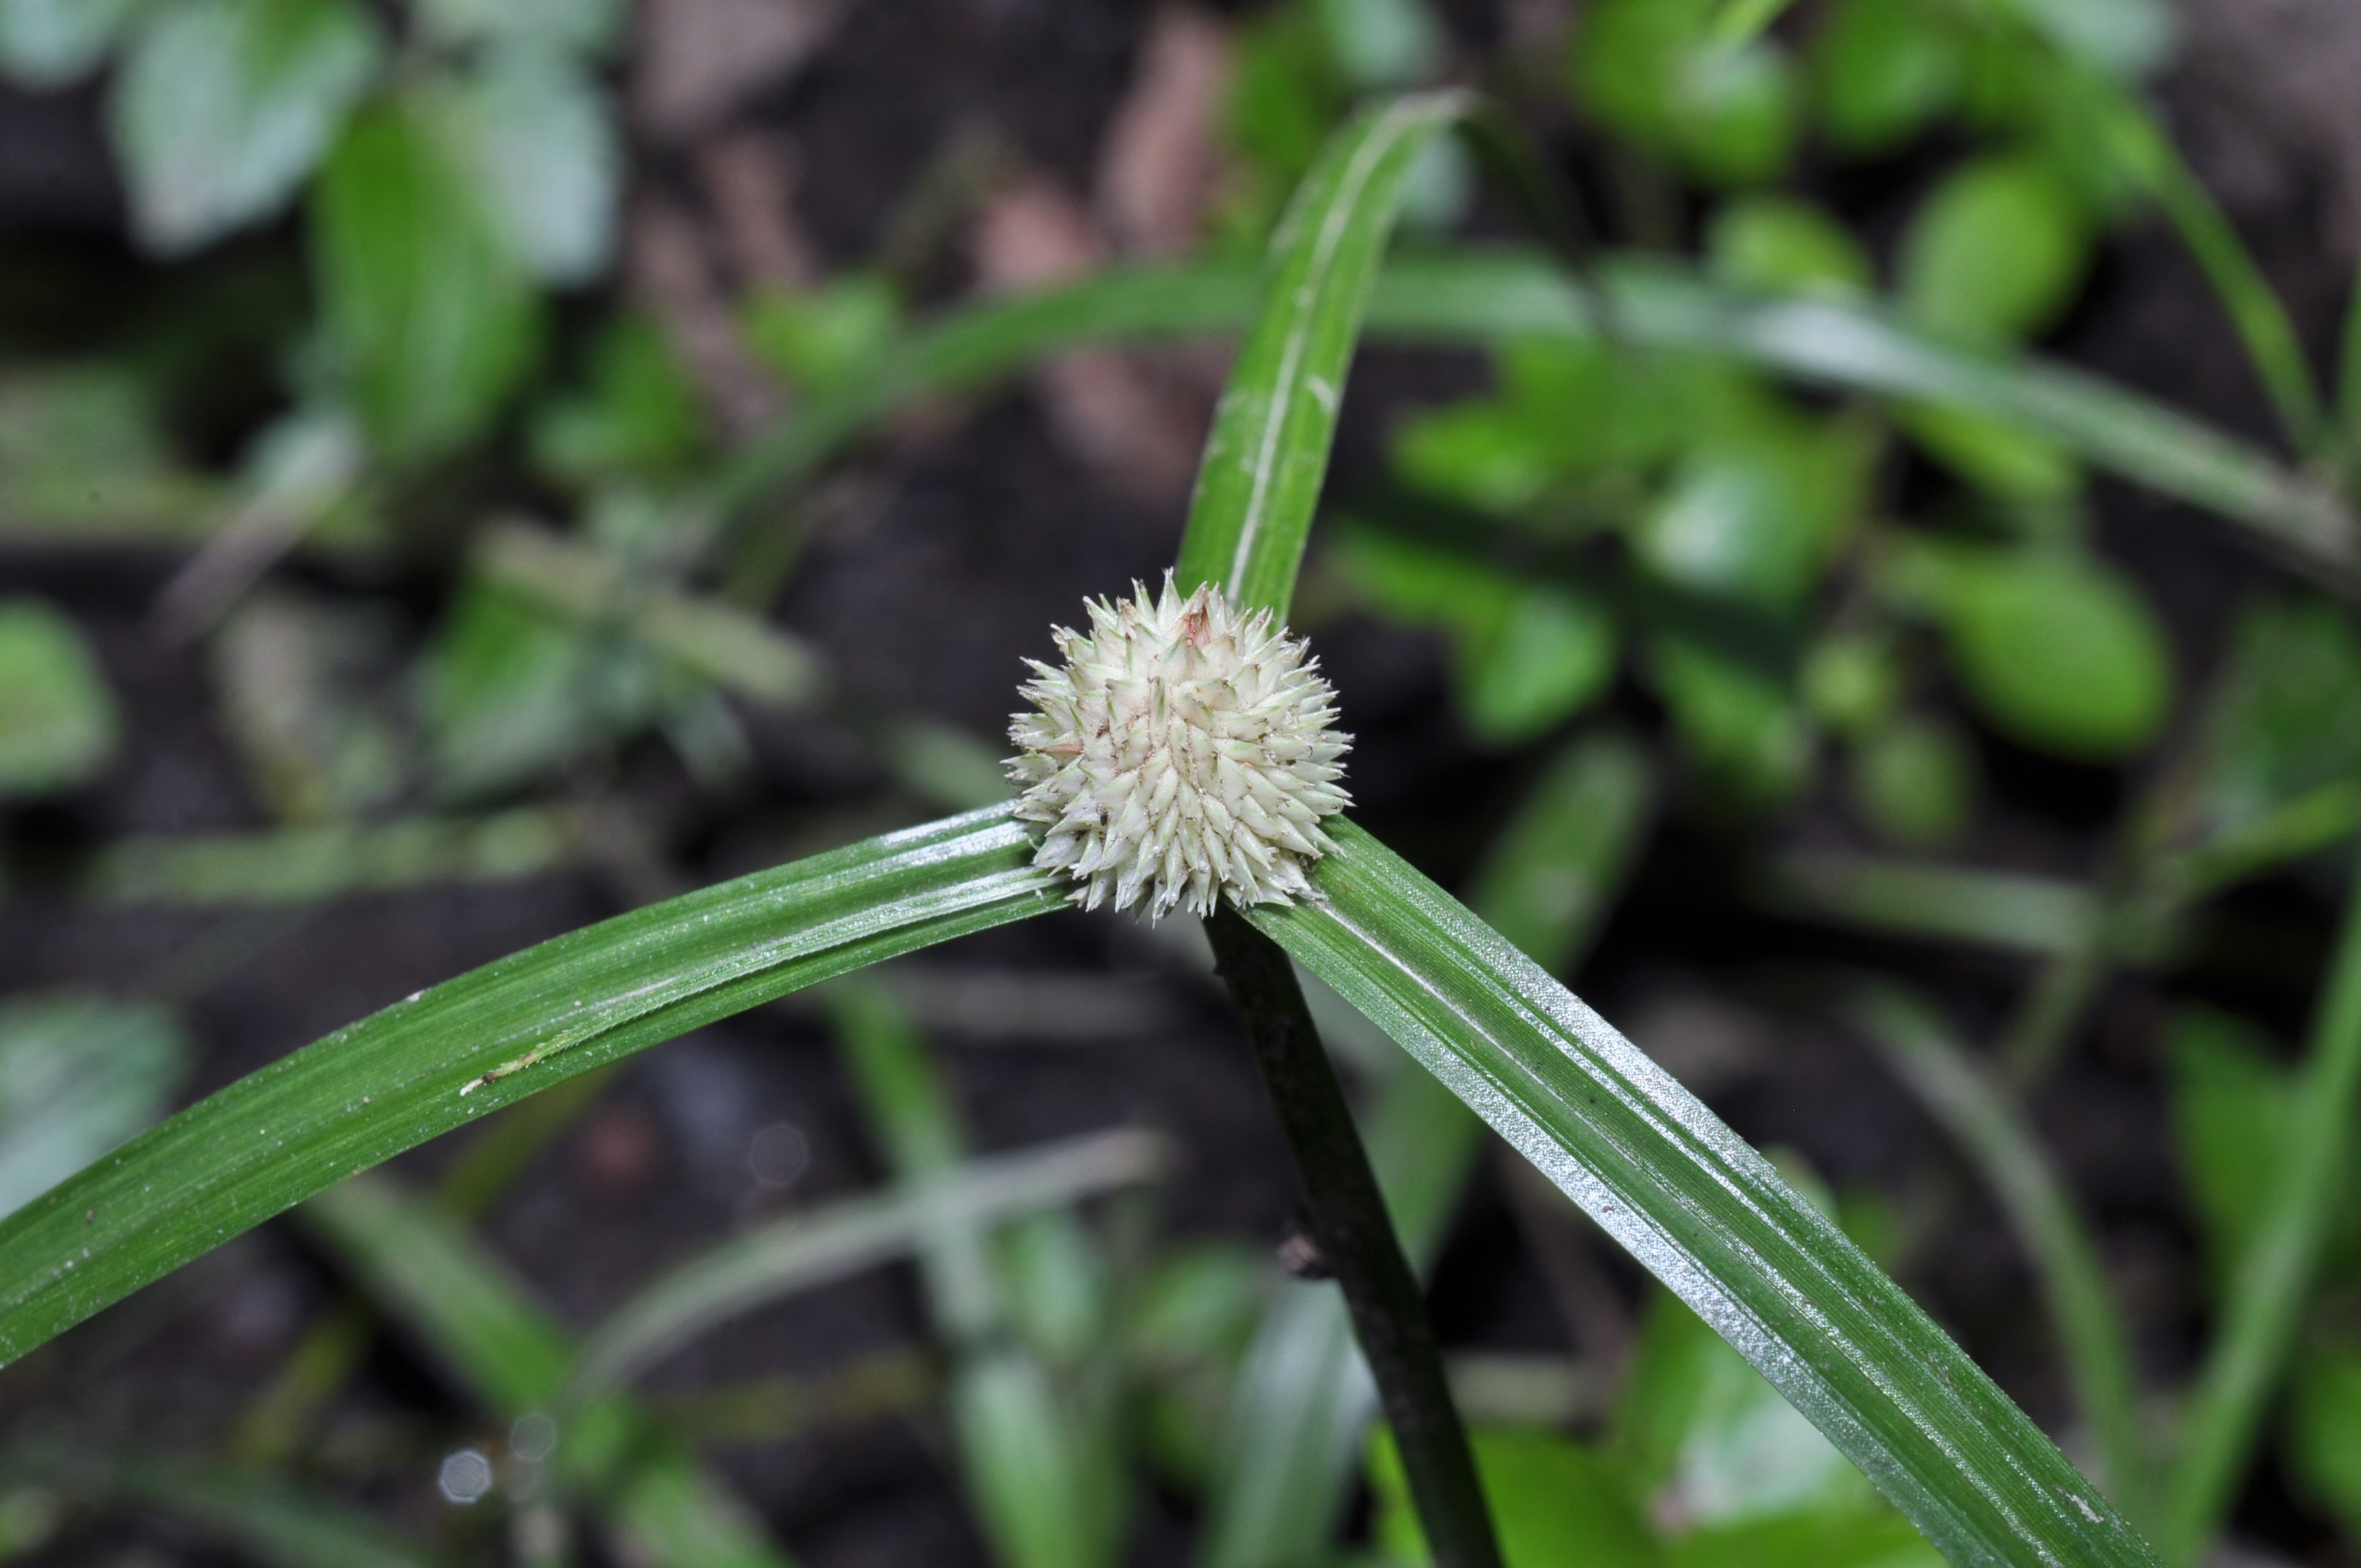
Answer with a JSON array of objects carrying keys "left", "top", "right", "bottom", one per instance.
[
  {"left": 2160, "top": 852, "right": 2361, "bottom": 1562},
  {"left": 1203, "top": 905, "right": 1502, "bottom": 1568}
]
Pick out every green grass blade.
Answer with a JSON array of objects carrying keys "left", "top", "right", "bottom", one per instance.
[
  {"left": 1754, "top": 850, "right": 2101, "bottom": 958},
  {"left": 0, "top": 805, "right": 1060, "bottom": 1365},
  {"left": 479, "top": 523, "right": 1009, "bottom": 811},
  {"left": 6, "top": 1446, "right": 447, "bottom": 1568},
  {"left": 714, "top": 254, "right": 2355, "bottom": 589},
  {"left": 74, "top": 807, "right": 583, "bottom": 904},
  {"left": 570, "top": 1128, "right": 1169, "bottom": 1401},
  {"left": 1846, "top": 983, "right": 2150, "bottom": 1525},
  {"left": 2159, "top": 854, "right": 2361, "bottom": 1564},
  {"left": 1250, "top": 820, "right": 2163, "bottom": 1568},
  {"left": 1172, "top": 91, "right": 1471, "bottom": 614},
  {"left": 2076, "top": 81, "right": 2323, "bottom": 453},
  {"left": 305, "top": 1174, "right": 794, "bottom": 1568},
  {"left": 827, "top": 980, "right": 1126, "bottom": 1568}
]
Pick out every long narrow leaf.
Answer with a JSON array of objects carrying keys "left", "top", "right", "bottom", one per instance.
[
  {"left": 715, "top": 256, "right": 2355, "bottom": 587},
  {"left": 1172, "top": 91, "right": 1469, "bottom": 613},
  {"left": 1251, "top": 820, "right": 2161, "bottom": 1568},
  {"left": 1846, "top": 983, "right": 2149, "bottom": 1525},
  {"left": 4, "top": 1446, "right": 446, "bottom": 1568},
  {"left": 305, "top": 1175, "right": 794, "bottom": 1568},
  {"left": 570, "top": 1128, "right": 1169, "bottom": 1400},
  {"left": 0, "top": 805, "right": 1062, "bottom": 1365},
  {"left": 827, "top": 980, "right": 1127, "bottom": 1568},
  {"left": 2159, "top": 852, "right": 2361, "bottom": 1563}
]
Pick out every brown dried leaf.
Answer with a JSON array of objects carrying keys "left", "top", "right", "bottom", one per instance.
[
  {"left": 1096, "top": 7, "right": 1231, "bottom": 258},
  {"left": 634, "top": 0, "right": 844, "bottom": 144}
]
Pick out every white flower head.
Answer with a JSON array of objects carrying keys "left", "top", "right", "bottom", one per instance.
[{"left": 1007, "top": 572, "right": 1352, "bottom": 921}]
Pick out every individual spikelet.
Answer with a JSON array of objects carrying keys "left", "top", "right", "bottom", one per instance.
[{"left": 1007, "top": 572, "right": 1352, "bottom": 921}]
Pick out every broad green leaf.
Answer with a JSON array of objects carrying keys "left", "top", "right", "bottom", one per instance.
[
  {"left": 1248, "top": 820, "right": 2161, "bottom": 1568},
  {"left": 111, "top": 0, "right": 380, "bottom": 255},
  {"left": 1896, "top": 403, "right": 2081, "bottom": 503},
  {"left": 0, "top": 806, "right": 1062, "bottom": 1365},
  {"left": 2165, "top": 1007, "right": 2361, "bottom": 1297},
  {"left": 1707, "top": 196, "right": 1872, "bottom": 299},
  {"left": 1496, "top": 336, "right": 1714, "bottom": 479},
  {"left": 2013, "top": 0, "right": 2176, "bottom": 80},
  {"left": 1926, "top": 545, "right": 2172, "bottom": 760},
  {"left": 1849, "top": 714, "right": 1976, "bottom": 851},
  {"left": 717, "top": 253, "right": 2357, "bottom": 595},
  {"left": 1633, "top": 416, "right": 1871, "bottom": 612},
  {"left": 0, "top": 0, "right": 139, "bottom": 85},
  {"left": 0, "top": 598, "right": 119, "bottom": 795},
  {"left": 437, "top": 47, "right": 618, "bottom": 286},
  {"left": 2161, "top": 867, "right": 2361, "bottom": 1562},
  {"left": 1174, "top": 90, "right": 1470, "bottom": 614},
  {"left": 744, "top": 275, "right": 904, "bottom": 396},
  {"left": 1810, "top": 0, "right": 1961, "bottom": 153},
  {"left": 416, "top": 578, "right": 664, "bottom": 799},
  {"left": 1459, "top": 584, "right": 1617, "bottom": 746},
  {"left": 1646, "top": 632, "right": 1810, "bottom": 805},
  {"left": 1332, "top": 526, "right": 1617, "bottom": 744},
  {"left": 1571, "top": 0, "right": 1799, "bottom": 185},
  {"left": 0, "top": 995, "right": 185, "bottom": 1222},
  {"left": 2193, "top": 598, "right": 2361, "bottom": 839},
  {"left": 304, "top": 1174, "right": 792, "bottom": 1568},
  {"left": 2285, "top": 1346, "right": 2361, "bottom": 1545},
  {"left": 530, "top": 313, "right": 707, "bottom": 487},
  {"left": 1390, "top": 399, "right": 1562, "bottom": 514},
  {"left": 1369, "top": 1424, "right": 1659, "bottom": 1567},
  {"left": 1315, "top": 0, "right": 1443, "bottom": 90},
  {"left": 1802, "top": 631, "right": 1901, "bottom": 736},
  {"left": 569, "top": 1128, "right": 1167, "bottom": 1399},
  {"left": 412, "top": 0, "right": 620, "bottom": 54},
  {"left": 313, "top": 98, "right": 542, "bottom": 463},
  {"left": 1899, "top": 155, "right": 2094, "bottom": 345}
]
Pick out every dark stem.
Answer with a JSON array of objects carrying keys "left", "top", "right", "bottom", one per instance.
[{"left": 1203, "top": 904, "right": 1502, "bottom": 1568}]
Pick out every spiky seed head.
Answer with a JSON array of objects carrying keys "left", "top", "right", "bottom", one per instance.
[{"left": 1007, "top": 573, "right": 1352, "bottom": 921}]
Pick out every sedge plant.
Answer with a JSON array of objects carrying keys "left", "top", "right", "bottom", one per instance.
[{"left": 0, "top": 94, "right": 2180, "bottom": 1567}]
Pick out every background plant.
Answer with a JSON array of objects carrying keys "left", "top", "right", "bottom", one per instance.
[{"left": 2, "top": 1, "right": 2360, "bottom": 1564}]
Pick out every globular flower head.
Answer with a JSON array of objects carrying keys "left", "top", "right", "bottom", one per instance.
[{"left": 1007, "top": 573, "right": 1352, "bottom": 921}]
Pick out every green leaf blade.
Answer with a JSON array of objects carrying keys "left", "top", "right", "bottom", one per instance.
[
  {"left": 1174, "top": 90, "right": 1470, "bottom": 614},
  {"left": 112, "top": 0, "right": 381, "bottom": 255},
  {"left": 1251, "top": 820, "right": 2161, "bottom": 1568},
  {"left": 0, "top": 805, "right": 1059, "bottom": 1365}
]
